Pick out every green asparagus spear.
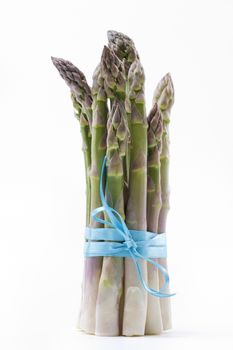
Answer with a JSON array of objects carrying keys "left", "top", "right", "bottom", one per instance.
[
  {"left": 51, "top": 57, "right": 98, "bottom": 333},
  {"left": 51, "top": 57, "right": 92, "bottom": 224},
  {"left": 95, "top": 46, "right": 128, "bottom": 335},
  {"left": 147, "top": 104, "right": 163, "bottom": 231},
  {"left": 153, "top": 73, "right": 174, "bottom": 233},
  {"left": 153, "top": 73, "right": 174, "bottom": 331},
  {"left": 123, "top": 59, "right": 148, "bottom": 336},
  {"left": 145, "top": 103, "right": 163, "bottom": 334},
  {"left": 96, "top": 101, "right": 128, "bottom": 335},
  {"left": 79, "top": 58, "right": 109, "bottom": 334}
]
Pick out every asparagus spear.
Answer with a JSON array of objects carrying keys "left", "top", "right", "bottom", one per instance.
[
  {"left": 79, "top": 58, "right": 109, "bottom": 334},
  {"left": 153, "top": 73, "right": 174, "bottom": 331},
  {"left": 51, "top": 57, "right": 96, "bottom": 333},
  {"left": 51, "top": 57, "right": 92, "bottom": 224},
  {"left": 145, "top": 103, "right": 163, "bottom": 334},
  {"left": 95, "top": 46, "right": 127, "bottom": 335},
  {"left": 95, "top": 101, "right": 128, "bottom": 335},
  {"left": 51, "top": 57, "right": 98, "bottom": 333},
  {"left": 107, "top": 33, "right": 148, "bottom": 335},
  {"left": 123, "top": 59, "right": 148, "bottom": 336}
]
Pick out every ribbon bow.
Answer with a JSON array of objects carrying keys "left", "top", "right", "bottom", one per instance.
[{"left": 86, "top": 156, "right": 175, "bottom": 298}]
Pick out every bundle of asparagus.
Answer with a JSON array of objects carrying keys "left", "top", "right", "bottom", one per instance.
[{"left": 51, "top": 30, "right": 174, "bottom": 336}]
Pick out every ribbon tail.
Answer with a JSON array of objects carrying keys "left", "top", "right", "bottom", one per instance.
[{"left": 130, "top": 250, "right": 176, "bottom": 298}]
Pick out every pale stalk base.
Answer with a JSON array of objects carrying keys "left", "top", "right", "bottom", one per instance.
[
  {"left": 158, "top": 257, "right": 172, "bottom": 330},
  {"left": 145, "top": 261, "right": 163, "bottom": 334},
  {"left": 78, "top": 257, "right": 172, "bottom": 336},
  {"left": 95, "top": 257, "right": 123, "bottom": 336},
  {"left": 78, "top": 257, "right": 102, "bottom": 334},
  {"left": 122, "top": 258, "right": 148, "bottom": 336}
]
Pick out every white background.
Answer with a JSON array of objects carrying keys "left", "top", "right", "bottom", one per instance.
[{"left": 1, "top": 0, "right": 233, "bottom": 349}]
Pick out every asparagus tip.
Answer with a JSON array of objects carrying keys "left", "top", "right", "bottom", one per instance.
[
  {"left": 100, "top": 45, "right": 126, "bottom": 95},
  {"left": 51, "top": 56, "right": 60, "bottom": 68},
  {"left": 107, "top": 30, "right": 132, "bottom": 43},
  {"left": 51, "top": 56, "right": 66, "bottom": 68},
  {"left": 50, "top": 56, "right": 68, "bottom": 77},
  {"left": 107, "top": 30, "right": 116, "bottom": 41},
  {"left": 107, "top": 30, "right": 139, "bottom": 74},
  {"left": 165, "top": 72, "right": 174, "bottom": 90},
  {"left": 153, "top": 72, "right": 175, "bottom": 111}
]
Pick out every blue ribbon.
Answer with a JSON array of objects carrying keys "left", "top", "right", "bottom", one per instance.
[{"left": 84, "top": 156, "right": 175, "bottom": 298}]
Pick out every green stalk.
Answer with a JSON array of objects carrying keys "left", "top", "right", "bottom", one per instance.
[
  {"left": 95, "top": 101, "right": 127, "bottom": 335},
  {"left": 107, "top": 34, "right": 149, "bottom": 335},
  {"left": 71, "top": 95, "right": 91, "bottom": 224},
  {"left": 51, "top": 57, "right": 92, "bottom": 224},
  {"left": 153, "top": 73, "right": 174, "bottom": 331},
  {"left": 123, "top": 60, "right": 148, "bottom": 336},
  {"left": 95, "top": 47, "right": 127, "bottom": 336},
  {"left": 145, "top": 103, "right": 163, "bottom": 334},
  {"left": 79, "top": 62, "right": 108, "bottom": 334},
  {"left": 51, "top": 57, "right": 97, "bottom": 333}
]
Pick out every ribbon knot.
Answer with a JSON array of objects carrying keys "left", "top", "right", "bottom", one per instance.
[
  {"left": 125, "top": 238, "right": 137, "bottom": 250},
  {"left": 87, "top": 156, "right": 175, "bottom": 299}
]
